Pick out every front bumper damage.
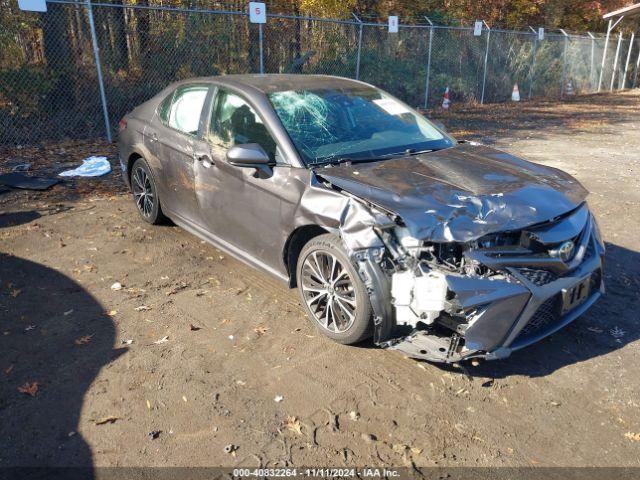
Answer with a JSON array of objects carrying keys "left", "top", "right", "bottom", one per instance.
[
  {"left": 306, "top": 183, "right": 604, "bottom": 364},
  {"left": 358, "top": 204, "right": 604, "bottom": 363}
]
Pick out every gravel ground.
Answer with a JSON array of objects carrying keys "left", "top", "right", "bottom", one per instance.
[{"left": 1, "top": 91, "right": 639, "bottom": 469}]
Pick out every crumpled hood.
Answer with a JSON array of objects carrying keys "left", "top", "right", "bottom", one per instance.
[{"left": 315, "top": 143, "right": 588, "bottom": 242}]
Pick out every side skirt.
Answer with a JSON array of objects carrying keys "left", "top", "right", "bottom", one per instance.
[{"left": 164, "top": 209, "right": 290, "bottom": 284}]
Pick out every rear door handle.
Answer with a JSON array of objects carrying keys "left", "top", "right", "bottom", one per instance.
[{"left": 196, "top": 154, "right": 213, "bottom": 168}]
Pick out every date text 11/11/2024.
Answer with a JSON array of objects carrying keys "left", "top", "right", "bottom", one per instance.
[{"left": 232, "top": 468, "right": 401, "bottom": 477}]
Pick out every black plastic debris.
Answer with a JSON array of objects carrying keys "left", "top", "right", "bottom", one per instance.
[
  {"left": 0, "top": 173, "right": 60, "bottom": 191},
  {"left": 148, "top": 430, "right": 161, "bottom": 440}
]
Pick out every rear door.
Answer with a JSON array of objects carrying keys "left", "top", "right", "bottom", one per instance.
[{"left": 148, "top": 83, "right": 210, "bottom": 225}]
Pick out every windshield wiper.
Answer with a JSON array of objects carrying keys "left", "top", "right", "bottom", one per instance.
[
  {"left": 317, "top": 148, "right": 439, "bottom": 167},
  {"left": 318, "top": 156, "right": 383, "bottom": 167},
  {"left": 383, "top": 148, "right": 436, "bottom": 157}
]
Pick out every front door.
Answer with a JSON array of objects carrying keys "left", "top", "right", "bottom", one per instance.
[{"left": 193, "top": 88, "right": 295, "bottom": 273}]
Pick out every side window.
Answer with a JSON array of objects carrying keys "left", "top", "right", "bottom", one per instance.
[
  {"left": 207, "top": 90, "right": 278, "bottom": 162},
  {"left": 158, "top": 92, "right": 173, "bottom": 124},
  {"left": 165, "top": 85, "right": 208, "bottom": 135}
]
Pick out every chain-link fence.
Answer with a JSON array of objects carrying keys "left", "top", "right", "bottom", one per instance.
[{"left": 2, "top": 0, "right": 640, "bottom": 146}]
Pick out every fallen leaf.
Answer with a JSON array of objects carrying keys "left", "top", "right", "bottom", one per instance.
[
  {"left": 274, "top": 395, "right": 284, "bottom": 403},
  {"left": 189, "top": 324, "right": 201, "bottom": 331},
  {"left": 64, "top": 309, "right": 74, "bottom": 316},
  {"left": 253, "top": 325, "right": 269, "bottom": 336},
  {"left": 10, "top": 288, "right": 22, "bottom": 298},
  {"left": 146, "top": 399, "right": 152, "bottom": 410},
  {"left": 153, "top": 336, "right": 169, "bottom": 344},
  {"left": 610, "top": 326, "right": 626, "bottom": 338},
  {"left": 107, "top": 310, "right": 118, "bottom": 316},
  {"left": 24, "top": 325, "right": 36, "bottom": 332},
  {"left": 121, "top": 339, "right": 133, "bottom": 345},
  {"left": 74, "top": 334, "right": 94, "bottom": 346},
  {"left": 166, "top": 282, "right": 188, "bottom": 295},
  {"left": 625, "top": 432, "right": 640, "bottom": 442},
  {"left": 110, "top": 282, "right": 122, "bottom": 291},
  {"left": 18, "top": 381, "right": 39, "bottom": 397},
  {"left": 135, "top": 305, "right": 151, "bottom": 312},
  {"left": 182, "top": 395, "right": 188, "bottom": 402},
  {"left": 95, "top": 416, "right": 119, "bottom": 425},
  {"left": 283, "top": 416, "right": 303, "bottom": 435},
  {"left": 5, "top": 365, "right": 14, "bottom": 375}
]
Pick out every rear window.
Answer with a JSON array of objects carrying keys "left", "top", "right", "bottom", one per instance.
[
  {"left": 158, "top": 92, "right": 173, "bottom": 124},
  {"left": 157, "top": 85, "right": 209, "bottom": 136}
]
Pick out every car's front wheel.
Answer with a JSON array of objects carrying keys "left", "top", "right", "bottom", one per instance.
[
  {"left": 296, "top": 234, "right": 372, "bottom": 344},
  {"left": 131, "top": 157, "right": 166, "bottom": 225}
]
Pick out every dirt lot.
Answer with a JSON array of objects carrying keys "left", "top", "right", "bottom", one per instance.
[{"left": 1, "top": 92, "right": 639, "bottom": 469}]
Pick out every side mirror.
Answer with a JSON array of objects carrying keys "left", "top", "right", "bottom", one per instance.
[
  {"left": 226, "top": 143, "right": 272, "bottom": 177},
  {"left": 227, "top": 143, "right": 272, "bottom": 177},
  {"left": 226, "top": 143, "right": 270, "bottom": 166}
]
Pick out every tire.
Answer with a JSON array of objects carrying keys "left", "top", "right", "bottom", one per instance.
[
  {"left": 296, "top": 233, "right": 372, "bottom": 345},
  {"left": 130, "top": 157, "right": 166, "bottom": 225}
]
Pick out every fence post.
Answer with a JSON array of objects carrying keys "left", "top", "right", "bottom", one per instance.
[
  {"left": 633, "top": 40, "right": 640, "bottom": 88},
  {"left": 258, "top": 22, "right": 264, "bottom": 74},
  {"left": 621, "top": 32, "right": 635, "bottom": 90},
  {"left": 423, "top": 16, "right": 434, "bottom": 109},
  {"left": 610, "top": 32, "right": 623, "bottom": 91},
  {"left": 480, "top": 21, "right": 490, "bottom": 104},
  {"left": 86, "top": 0, "right": 112, "bottom": 142},
  {"left": 528, "top": 26, "right": 538, "bottom": 100},
  {"left": 587, "top": 32, "right": 595, "bottom": 91},
  {"left": 559, "top": 29, "right": 569, "bottom": 98},
  {"left": 598, "top": 19, "right": 616, "bottom": 92},
  {"left": 352, "top": 13, "right": 363, "bottom": 80}
]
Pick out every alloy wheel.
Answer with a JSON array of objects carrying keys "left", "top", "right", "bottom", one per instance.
[
  {"left": 132, "top": 166, "right": 154, "bottom": 218},
  {"left": 300, "top": 251, "right": 357, "bottom": 333}
]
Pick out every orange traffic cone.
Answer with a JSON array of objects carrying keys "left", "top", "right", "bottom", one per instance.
[
  {"left": 442, "top": 86, "right": 451, "bottom": 110},
  {"left": 565, "top": 80, "right": 574, "bottom": 96},
  {"left": 511, "top": 83, "right": 520, "bottom": 102}
]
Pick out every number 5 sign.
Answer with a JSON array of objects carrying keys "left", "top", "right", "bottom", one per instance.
[
  {"left": 249, "top": 2, "right": 266, "bottom": 24},
  {"left": 388, "top": 16, "right": 398, "bottom": 33}
]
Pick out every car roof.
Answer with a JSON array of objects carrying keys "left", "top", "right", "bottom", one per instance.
[{"left": 182, "top": 74, "right": 373, "bottom": 94}]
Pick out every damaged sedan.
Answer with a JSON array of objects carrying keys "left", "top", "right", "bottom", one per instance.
[{"left": 118, "top": 74, "right": 605, "bottom": 363}]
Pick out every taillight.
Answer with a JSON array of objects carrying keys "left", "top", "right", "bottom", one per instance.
[{"left": 118, "top": 118, "right": 127, "bottom": 131}]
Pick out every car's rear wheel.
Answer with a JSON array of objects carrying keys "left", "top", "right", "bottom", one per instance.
[
  {"left": 131, "top": 157, "right": 165, "bottom": 225},
  {"left": 296, "top": 234, "right": 372, "bottom": 344}
]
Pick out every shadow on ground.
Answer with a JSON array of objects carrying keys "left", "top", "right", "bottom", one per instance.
[
  {"left": 0, "top": 211, "right": 41, "bottom": 229},
  {"left": 0, "top": 253, "right": 125, "bottom": 469}
]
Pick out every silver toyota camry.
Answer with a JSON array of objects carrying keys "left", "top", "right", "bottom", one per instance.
[{"left": 118, "top": 74, "right": 605, "bottom": 363}]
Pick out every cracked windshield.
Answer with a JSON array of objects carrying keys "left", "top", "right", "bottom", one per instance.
[{"left": 268, "top": 88, "right": 454, "bottom": 166}]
